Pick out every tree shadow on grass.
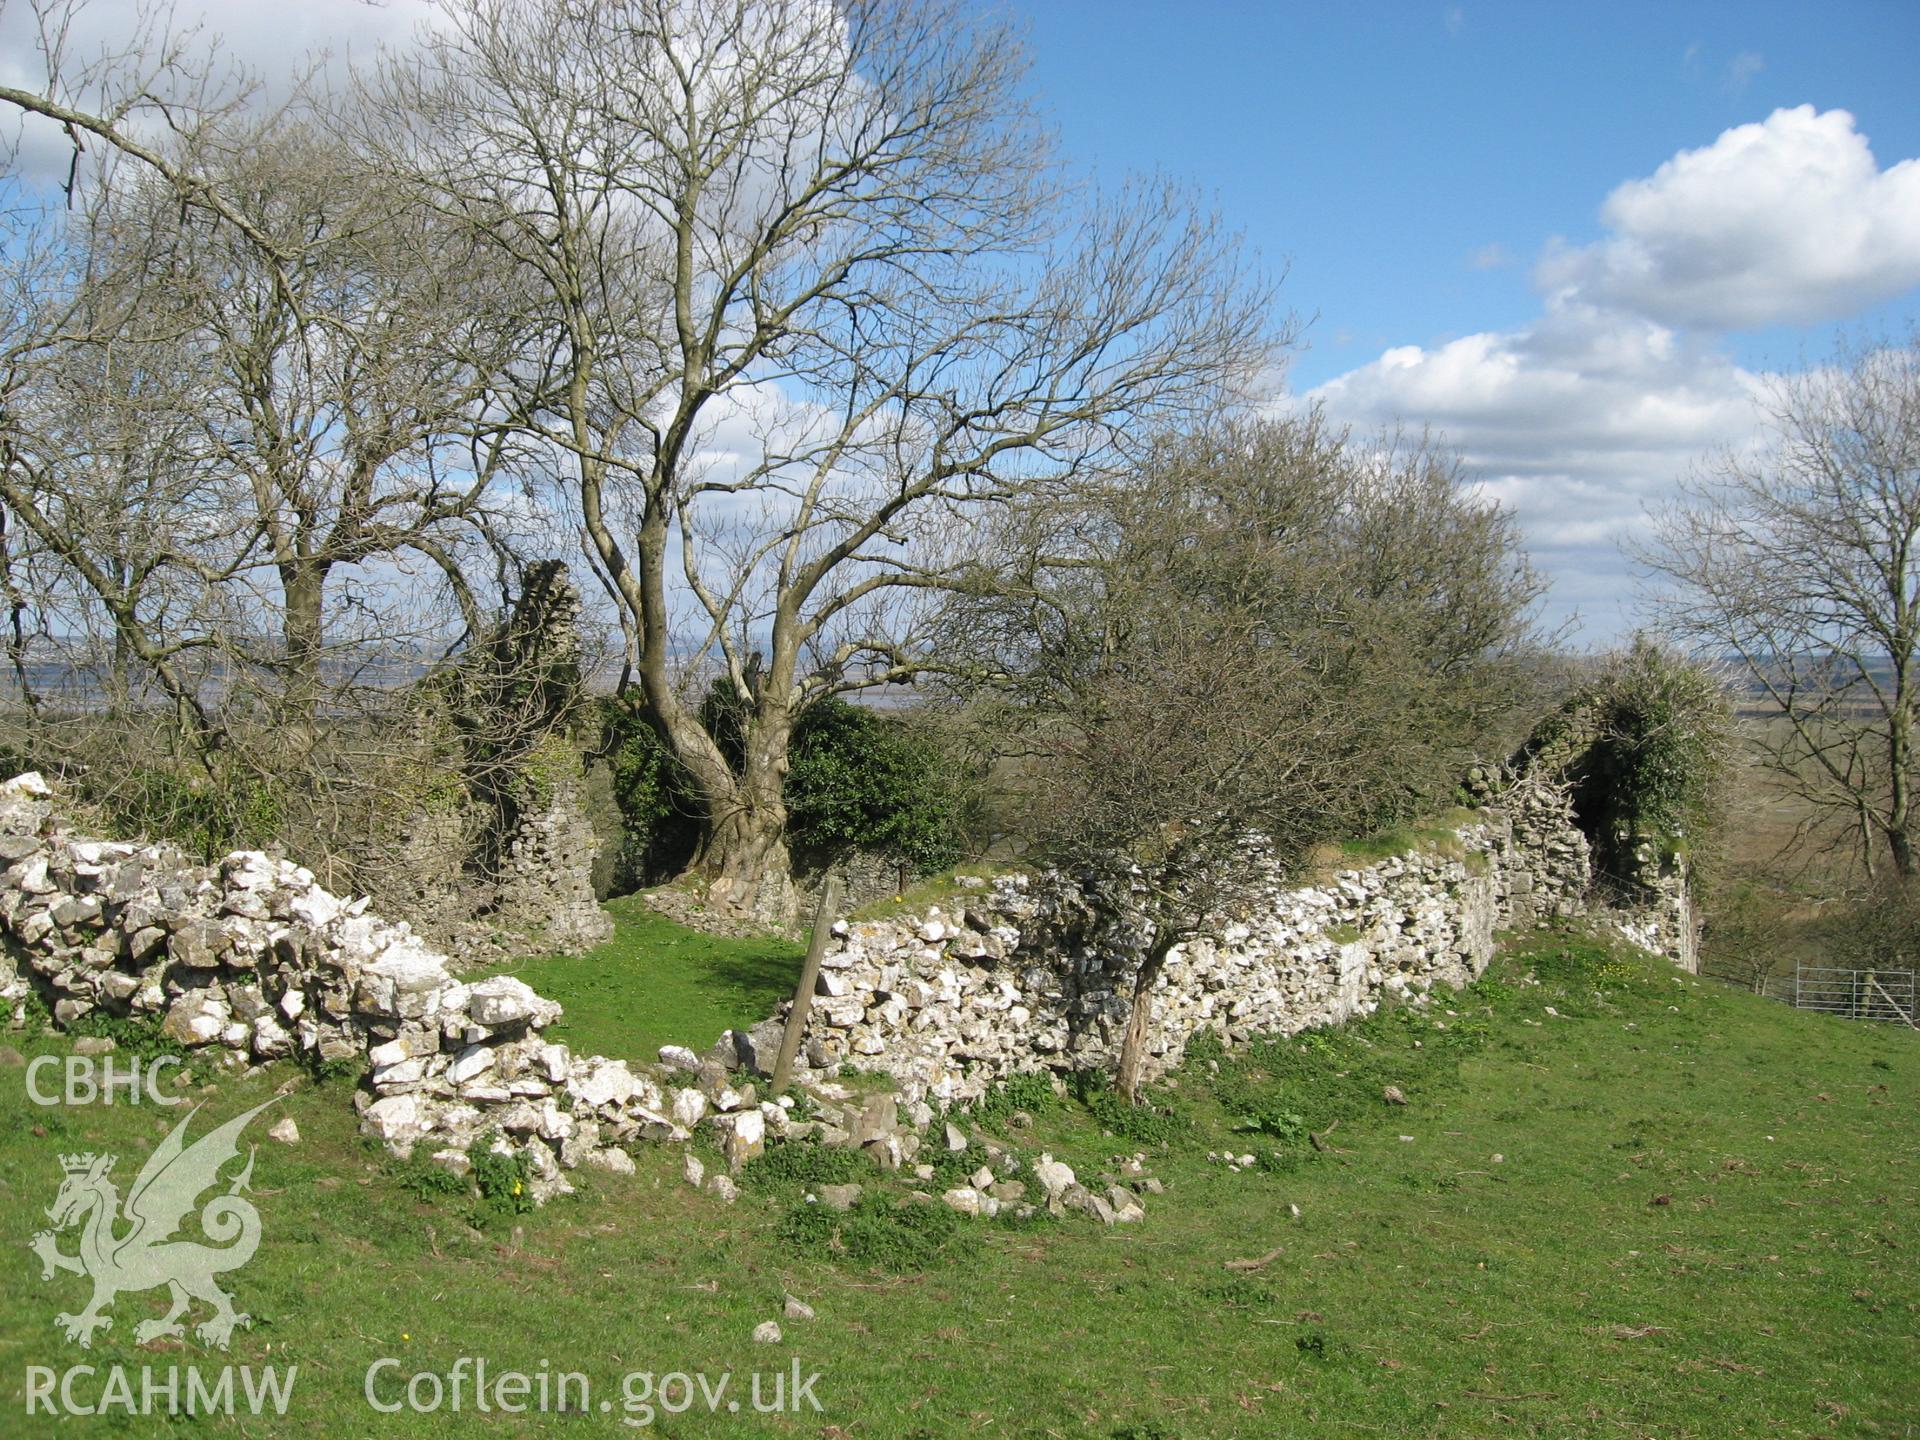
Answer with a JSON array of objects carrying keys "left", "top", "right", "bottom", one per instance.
[
  {"left": 692, "top": 942, "right": 804, "bottom": 1011},
  {"left": 498, "top": 910, "right": 806, "bottom": 1062}
]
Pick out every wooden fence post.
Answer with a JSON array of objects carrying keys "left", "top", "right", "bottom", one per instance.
[{"left": 773, "top": 872, "right": 842, "bottom": 1095}]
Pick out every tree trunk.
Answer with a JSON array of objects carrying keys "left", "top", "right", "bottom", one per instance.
[
  {"left": 698, "top": 797, "right": 795, "bottom": 926},
  {"left": 1115, "top": 932, "right": 1179, "bottom": 1104},
  {"left": 280, "top": 560, "right": 326, "bottom": 751},
  {"left": 1888, "top": 686, "right": 1915, "bottom": 878},
  {"left": 692, "top": 701, "right": 797, "bottom": 925},
  {"left": 690, "top": 677, "right": 802, "bottom": 924}
]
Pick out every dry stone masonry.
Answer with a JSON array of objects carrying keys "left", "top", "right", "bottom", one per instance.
[
  {"left": 776, "top": 778, "right": 1692, "bottom": 1108},
  {"left": 0, "top": 771, "right": 955, "bottom": 1207},
  {"left": 381, "top": 560, "right": 613, "bottom": 966},
  {"left": 0, "top": 764, "right": 1693, "bottom": 1212}
]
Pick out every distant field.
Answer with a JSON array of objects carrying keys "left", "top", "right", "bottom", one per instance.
[
  {"left": 2, "top": 919, "right": 1914, "bottom": 1438},
  {"left": 1700, "top": 718, "right": 1871, "bottom": 987}
]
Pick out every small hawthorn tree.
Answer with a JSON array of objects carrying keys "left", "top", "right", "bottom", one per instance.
[{"left": 946, "top": 412, "right": 1547, "bottom": 1099}]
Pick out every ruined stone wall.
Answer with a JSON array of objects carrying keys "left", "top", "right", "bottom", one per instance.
[
  {"left": 1611, "top": 847, "right": 1698, "bottom": 974},
  {"left": 0, "top": 774, "right": 723, "bottom": 1203},
  {"left": 379, "top": 562, "right": 612, "bottom": 965},
  {"left": 0, "top": 768, "right": 1152, "bottom": 1226},
  {"left": 1496, "top": 670, "right": 1708, "bottom": 974},
  {"left": 782, "top": 787, "right": 1657, "bottom": 1108},
  {"left": 0, "top": 762, "right": 1696, "bottom": 1216},
  {"left": 489, "top": 763, "right": 613, "bottom": 956}
]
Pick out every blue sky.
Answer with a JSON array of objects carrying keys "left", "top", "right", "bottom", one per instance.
[
  {"left": 997, "top": 1, "right": 1920, "bottom": 641},
  {"left": 1009, "top": 1, "right": 1920, "bottom": 382},
  {"left": 4, "top": 0, "right": 1917, "bottom": 646}
]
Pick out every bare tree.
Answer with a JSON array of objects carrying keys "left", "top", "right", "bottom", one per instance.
[
  {"left": 945, "top": 413, "right": 1547, "bottom": 1099},
  {"left": 0, "top": 0, "right": 304, "bottom": 304},
  {"left": 0, "top": 33, "right": 543, "bottom": 892},
  {"left": 136, "top": 119, "right": 529, "bottom": 744},
  {"left": 360, "top": 0, "right": 1280, "bottom": 921},
  {"left": 1642, "top": 326, "right": 1920, "bottom": 879}
]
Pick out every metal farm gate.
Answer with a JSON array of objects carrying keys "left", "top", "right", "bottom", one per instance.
[{"left": 1793, "top": 965, "right": 1920, "bottom": 1028}]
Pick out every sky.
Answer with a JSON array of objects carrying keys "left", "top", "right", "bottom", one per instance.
[
  {"left": 1000, "top": 0, "right": 1920, "bottom": 641},
  {"left": 4, "top": 0, "right": 1919, "bottom": 645}
]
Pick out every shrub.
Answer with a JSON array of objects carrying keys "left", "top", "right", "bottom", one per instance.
[
  {"left": 1233, "top": 1106, "right": 1308, "bottom": 1144},
  {"left": 963, "top": 1070, "right": 1062, "bottom": 1130},
  {"left": 599, "top": 690, "right": 979, "bottom": 890},
  {"left": 598, "top": 699, "right": 704, "bottom": 891},
  {"left": 92, "top": 764, "right": 283, "bottom": 861},
  {"left": 391, "top": 1156, "right": 471, "bottom": 1203},
  {"left": 469, "top": 1139, "right": 536, "bottom": 1215},
  {"left": 739, "top": 1140, "right": 871, "bottom": 1194},
  {"left": 783, "top": 699, "right": 975, "bottom": 875},
  {"left": 1180, "top": 1028, "right": 1225, "bottom": 1065},
  {"left": 1834, "top": 872, "right": 1920, "bottom": 971},
  {"left": 56, "top": 1008, "right": 227, "bottom": 1086},
  {"left": 926, "top": 1138, "right": 1014, "bottom": 1190},
  {"left": 63, "top": 1009, "right": 186, "bottom": 1064},
  {"left": 1068, "top": 1072, "right": 1188, "bottom": 1147}
]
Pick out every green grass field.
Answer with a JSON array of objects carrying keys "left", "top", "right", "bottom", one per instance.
[
  {"left": 1, "top": 919, "right": 1915, "bottom": 1438},
  {"left": 479, "top": 895, "right": 805, "bottom": 1062}
]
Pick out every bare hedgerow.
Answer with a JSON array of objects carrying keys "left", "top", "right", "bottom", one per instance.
[{"left": 1640, "top": 325, "right": 1920, "bottom": 881}]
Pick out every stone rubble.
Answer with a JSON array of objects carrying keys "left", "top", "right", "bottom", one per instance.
[
  {"left": 0, "top": 772, "right": 806, "bottom": 1202},
  {"left": 771, "top": 785, "right": 1628, "bottom": 1110},
  {"left": 0, "top": 767, "right": 1691, "bottom": 1217}
]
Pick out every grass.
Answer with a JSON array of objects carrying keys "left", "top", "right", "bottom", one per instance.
[
  {"left": 1305, "top": 806, "right": 1482, "bottom": 876},
  {"left": 477, "top": 894, "right": 805, "bottom": 1061},
  {"left": 1, "top": 918, "right": 1916, "bottom": 1437},
  {"left": 847, "top": 864, "right": 1004, "bottom": 922}
]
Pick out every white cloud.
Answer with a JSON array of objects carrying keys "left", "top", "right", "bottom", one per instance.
[
  {"left": 0, "top": 0, "right": 431, "bottom": 84},
  {"left": 1307, "top": 106, "right": 1920, "bottom": 639},
  {"left": 1307, "top": 303, "right": 1767, "bottom": 636},
  {"left": 1723, "top": 50, "right": 1764, "bottom": 95},
  {"left": 1538, "top": 105, "right": 1920, "bottom": 330},
  {"left": 1, "top": 0, "right": 436, "bottom": 185}
]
